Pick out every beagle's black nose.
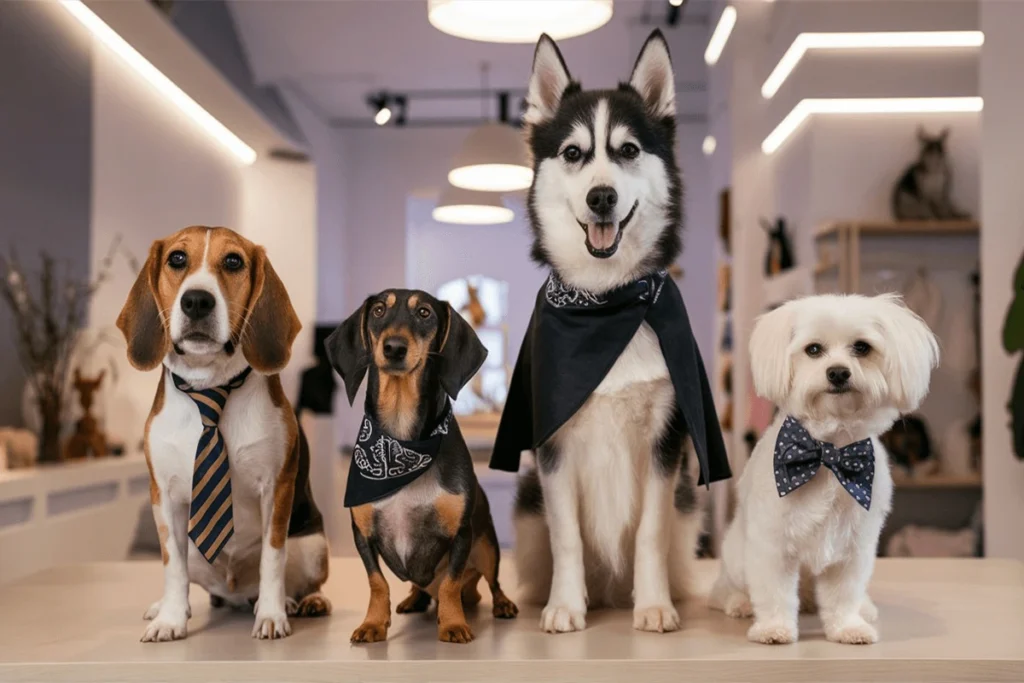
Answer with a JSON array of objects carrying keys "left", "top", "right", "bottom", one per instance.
[
  {"left": 586, "top": 185, "right": 618, "bottom": 217},
  {"left": 382, "top": 336, "right": 408, "bottom": 362},
  {"left": 181, "top": 289, "right": 216, "bottom": 320},
  {"left": 827, "top": 365, "right": 851, "bottom": 386}
]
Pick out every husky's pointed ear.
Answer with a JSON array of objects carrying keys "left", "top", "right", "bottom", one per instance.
[
  {"left": 324, "top": 299, "right": 371, "bottom": 406},
  {"left": 438, "top": 304, "right": 488, "bottom": 400},
  {"left": 525, "top": 33, "right": 572, "bottom": 126},
  {"left": 630, "top": 30, "right": 675, "bottom": 118}
]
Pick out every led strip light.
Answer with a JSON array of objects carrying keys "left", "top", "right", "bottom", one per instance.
[
  {"left": 761, "top": 31, "right": 984, "bottom": 99},
  {"left": 762, "top": 97, "right": 983, "bottom": 155},
  {"left": 61, "top": 1, "right": 257, "bottom": 165},
  {"left": 704, "top": 6, "right": 737, "bottom": 66}
]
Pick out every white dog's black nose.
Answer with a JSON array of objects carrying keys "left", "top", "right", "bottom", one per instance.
[
  {"left": 586, "top": 185, "right": 618, "bottom": 216},
  {"left": 827, "top": 365, "right": 851, "bottom": 386},
  {"left": 181, "top": 289, "right": 216, "bottom": 320}
]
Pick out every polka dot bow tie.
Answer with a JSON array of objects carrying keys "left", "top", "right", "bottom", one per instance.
[{"left": 773, "top": 415, "right": 875, "bottom": 510}]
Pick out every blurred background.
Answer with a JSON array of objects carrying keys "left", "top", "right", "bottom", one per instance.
[{"left": 0, "top": 0, "right": 1022, "bottom": 584}]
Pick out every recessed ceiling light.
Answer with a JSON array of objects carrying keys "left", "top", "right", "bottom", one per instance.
[
  {"left": 702, "top": 135, "right": 717, "bottom": 156},
  {"left": 60, "top": 0, "right": 256, "bottom": 165},
  {"left": 705, "top": 6, "right": 737, "bottom": 66},
  {"left": 762, "top": 97, "right": 983, "bottom": 155},
  {"left": 433, "top": 185, "right": 514, "bottom": 225},
  {"left": 761, "top": 31, "right": 984, "bottom": 99},
  {"left": 448, "top": 123, "right": 533, "bottom": 192},
  {"left": 428, "top": 0, "right": 613, "bottom": 43}
]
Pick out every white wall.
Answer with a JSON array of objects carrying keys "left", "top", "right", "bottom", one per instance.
[{"left": 980, "top": 0, "right": 1024, "bottom": 561}]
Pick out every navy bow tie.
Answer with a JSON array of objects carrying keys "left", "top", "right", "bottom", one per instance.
[{"left": 774, "top": 416, "right": 875, "bottom": 510}]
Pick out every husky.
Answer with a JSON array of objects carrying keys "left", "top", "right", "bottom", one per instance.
[{"left": 511, "top": 31, "right": 704, "bottom": 634}]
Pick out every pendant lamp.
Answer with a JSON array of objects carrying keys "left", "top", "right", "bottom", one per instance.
[
  {"left": 433, "top": 185, "right": 514, "bottom": 225},
  {"left": 428, "top": 0, "right": 613, "bottom": 43},
  {"left": 448, "top": 122, "right": 532, "bottom": 192}
]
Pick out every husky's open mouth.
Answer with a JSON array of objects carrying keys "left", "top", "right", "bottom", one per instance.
[{"left": 576, "top": 200, "right": 639, "bottom": 259}]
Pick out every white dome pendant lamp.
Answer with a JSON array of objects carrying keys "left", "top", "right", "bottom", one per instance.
[
  {"left": 448, "top": 121, "right": 532, "bottom": 192},
  {"left": 433, "top": 184, "right": 514, "bottom": 225},
  {"left": 428, "top": 0, "right": 613, "bottom": 43}
]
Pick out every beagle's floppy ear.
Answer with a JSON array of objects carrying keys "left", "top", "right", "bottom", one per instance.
[
  {"left": 438, "top": 304, "right": 488, "bottom": 400},
  {"left": 324, "top": 299, "right": 370, "bottom": 406},
  {"left": 240, "top": 247, "right": 301, "bottom": 374},
  {"left": 116, "top": 240, "right": 170, "bottom": 371}
]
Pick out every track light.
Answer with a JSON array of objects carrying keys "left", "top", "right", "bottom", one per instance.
[{"left": 368, "top": 93, "right": 392, "bottom": 126}]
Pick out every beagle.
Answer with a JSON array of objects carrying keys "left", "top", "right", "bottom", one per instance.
[
  {"left": 326, "top": 289, "right": 518, "bottom": 644},
  {"left": 117, "top": 226, "right": 331, "bottom": 642}
]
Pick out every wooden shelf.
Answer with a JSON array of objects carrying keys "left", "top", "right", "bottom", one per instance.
[
  {"left": 816, "top": 220, "right": 979, "bottom": 240},
  {"left": 814, "top": 262, "right": 839, "bottom": 277},
  {"left": 892, "top": 473, "right": 983, "bottom": 490}
]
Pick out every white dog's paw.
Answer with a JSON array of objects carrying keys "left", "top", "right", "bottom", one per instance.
[
  {"left": 747, "top": 619, "right": 798, "bottom": 645},
  {"left": 860, "top": 597, "right": 879, "bottom": 623},
  {"left": 252, "top": 610, "right": 292, "bottom": 640},
  {"left": 633, "top": 604, "right": 680, "bottom": 633},
  {"left": 540, "top": 603, "right": 587, "bottom": 633},
  {"left": 140, "top": 614, "right": 188, "bottom": 642},
  {"left": 723, "top": 593, "right": 754, "bottom": 619},
  {"left": 143, "top": 600, "right": 190, "bottom": 621},
  {"left": 826, "top": 617, "right": 878, "bottom": 645}
]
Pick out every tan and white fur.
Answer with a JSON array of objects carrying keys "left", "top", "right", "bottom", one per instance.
[
  {"left": 117, "top": 226, "right": 330, "bottom": 643},
  {"left": 709, "top": 294, "right": 939, "bottom": 644},
  {"left": 515, "top": 32, "right": 701, "bottom": 635}
]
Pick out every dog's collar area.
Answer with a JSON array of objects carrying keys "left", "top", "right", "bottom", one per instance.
[
  {"left": 544, "top": 269, "right": 667, "bottom": 310},
  {"left": 170, "top": 365, "right": 253, "bottom": 396},
  {"left": 774, "top": 415, "right": 875, "bottom": 510}
]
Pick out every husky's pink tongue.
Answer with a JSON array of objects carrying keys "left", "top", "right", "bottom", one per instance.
[{"left": 586, "top": 223, "right": 619, "bottom": 250}]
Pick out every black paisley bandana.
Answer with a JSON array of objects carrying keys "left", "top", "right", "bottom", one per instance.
[
  {"left": 343, "top": 399, "right": 454, "bottom": 507},
  {"left": 774, "top": 415, "right": 875, "bottom": 510},
  {"left": 490, "top": 271, "right": 731, "bottom": 486}
]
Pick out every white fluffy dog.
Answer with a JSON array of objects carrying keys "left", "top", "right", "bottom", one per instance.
[{"left": 710, "top": 294, "right": 939, "bottom": 645}]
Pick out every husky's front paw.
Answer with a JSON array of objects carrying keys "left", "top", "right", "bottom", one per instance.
[
  {"left": 633, "top": 604, "right": 680, "bottom": 633},
  {"left": 748, "top": 619, "right": 798, "bottom": 645},
  {"left": 826, "top": 617, "right": 878, "bottom": 645},
  {"left": 540, "top": 603, "right": 586, "bottom": 633},
  {"left": 252, "top": 610, "right": 292, "bottom": 639}
]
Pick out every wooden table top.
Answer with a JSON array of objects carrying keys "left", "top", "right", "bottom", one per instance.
[{"left": 0, "top": 557, "right": 1021, "bottom": 682}]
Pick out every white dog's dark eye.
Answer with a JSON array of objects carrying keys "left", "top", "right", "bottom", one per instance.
[
  {"left": 167, "top": 250, "right": 187, "bottom": 270},
  {"left": 852, "top": 340, "right": 872, "bottom": 357},
  {"left": 562, "top": 145, "right": 583, "bottom": 162},
  {"left": 223, "top": 253, "right": 244, "bottom": 272},
  {"left": 620, "top": 142, "right": 640, "bottom": 159},
  {"left": 805, "top": 343, "right": 824, "bottom": 358}
]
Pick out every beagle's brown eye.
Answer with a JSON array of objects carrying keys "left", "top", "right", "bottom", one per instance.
[
  {"left": 223, "top": 253, "right": 244, "bottom": 272},
  {"left": 417, "top": 306, "right": 432, "bottom": 319},
  {"left": 371, "top": 303, "right": 386, "bottom": 318},
  {"left": 167, "top": 250, "right": 187, "bottom": 270},
  {"left": 852, "top": 340, "right": 872, "bottom": 357},
  {"left": 805, "top": 343, "right": 824, "bottom": 358}
]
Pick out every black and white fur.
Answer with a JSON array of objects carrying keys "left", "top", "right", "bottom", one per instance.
[
  {"left": 891, "top": 127, "right": 968, "bottom": 221},
  {"left": 513, "top": 31, "right": 701, "bottom": 634}
]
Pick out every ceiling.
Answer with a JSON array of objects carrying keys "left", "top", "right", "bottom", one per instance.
[{"left": 227, "top": 0, "right": 711, "bottom": 127}]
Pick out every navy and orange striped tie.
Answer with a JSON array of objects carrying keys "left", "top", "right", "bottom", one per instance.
[{"left": 171, "top": 367, "right": 252, "bottom": 563}]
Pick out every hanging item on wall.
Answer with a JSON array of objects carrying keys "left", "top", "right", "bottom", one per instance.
[
  {"left": 63, "top": 369, "right": 107, "bottom": 460},
  {"left": 881, "top": 414, "right": 938, "bottom": 478},
  {"left": 719, "top": 188, "right": 731, "bottom": 254},
  {"left": 968, "top": 269, "right": 982, "bottom": 472},
  {"left": 717, "top": 262, "right": 731, "bottom": 312},
  {"left": 761, "top": 216, "right": 795, "bottom": 276},
  {"left": 1003, "top": 250, "right": 1024, "bottom": 461},
  {"left": 891, "top": 127, "right": 970, "bottom": 221}
]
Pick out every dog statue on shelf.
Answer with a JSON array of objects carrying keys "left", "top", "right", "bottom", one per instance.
[
  {"left": 63, "top": 368, "right": 107, "bottom": 460},
  {"left": 891, "top": 127, "right": 969, "bottom": 221}
]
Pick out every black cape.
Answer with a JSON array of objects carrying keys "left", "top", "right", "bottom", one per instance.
[
  {"left": 344, "top": 399, "right": 454, "bottom": 507},
  {"left": 489, "top": 271, "right": 731, "bottom": 486}
]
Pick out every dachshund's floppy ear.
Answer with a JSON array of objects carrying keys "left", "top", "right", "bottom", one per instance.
[
  {"left": 116, "top": 240, "right": 170, "bottom": 371},
  {"left": 241, "top": 247, "right": 301, "bottom": 374},
  {"left": 325, "top": 299, "right": 370, "bottom": 406},
  {"left": 438, "top": 304, "right": 488, "bottom": 400}
]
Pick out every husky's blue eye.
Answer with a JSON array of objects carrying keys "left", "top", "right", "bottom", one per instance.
[
  {"left": 562, "top": 145, "right": 582, "bottom": 162},
  {"left": 620, "top": 142, "right": 640, "bottom": 159}
]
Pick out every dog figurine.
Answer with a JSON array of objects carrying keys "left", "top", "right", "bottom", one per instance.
[
  {"left": 64, "top": 368, "right": 107, "bottom": 460},
  {"left": 710, "top": 294, "right": 939, "bottom": 644},
  {"left": 490, "top": 30, "right": 731, "bottom": 635},
  {"left": 326, "top": 289, "right": 518, "bottom": 644},
  {"left": 891, "top": 126, "right": 968, "bottom": 221},
  {"left": 117, "top": 226, "right": 331, "bottom": 642}
]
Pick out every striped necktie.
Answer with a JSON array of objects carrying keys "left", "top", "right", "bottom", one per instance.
[{"left": 171, "top": 366, "right": 252, "bottom": 563}]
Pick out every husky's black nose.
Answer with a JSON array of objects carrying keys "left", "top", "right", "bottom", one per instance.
[
  {"left": 382, "top": 336, "right": 409, "bottom": 362},
  {"left": 827, "top": 365, "right": 851, "bottom": 386},
  {"left": 586, "top": 185, "right": 618, "bottom": 216},
  {"left": 181, "top": 289, "right": 215, "bottom": 320}
]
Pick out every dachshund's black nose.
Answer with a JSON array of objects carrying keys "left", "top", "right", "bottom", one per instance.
[
  {"left": 382, "top": 336, "right": 408, "bottom": 362},
  {"left": 586, "top": 185, "right": 618, "bottom": 217},
  {"left": 181, "top": 289, "right": 215, "bottom": 320},
  {"left": 827, "top": 365, "right": 851, "bottom": 386}
]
